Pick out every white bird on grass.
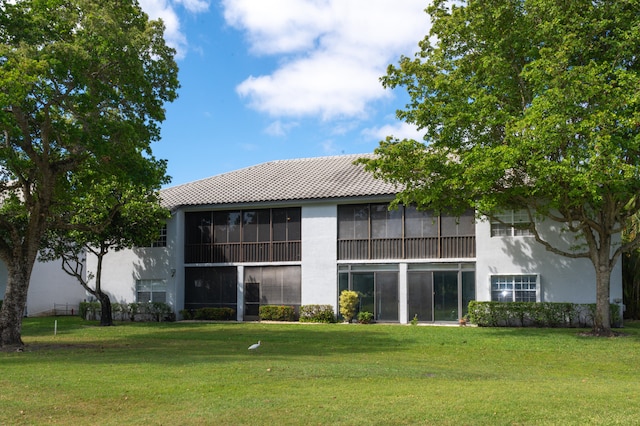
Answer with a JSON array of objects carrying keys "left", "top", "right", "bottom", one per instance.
[{"left": 248, "top": 340, "right": 261, "bottom": 351}]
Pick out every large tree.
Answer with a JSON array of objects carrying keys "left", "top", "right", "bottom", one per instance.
[
  {"left": 0, "top": 0, "right": 178, "bottom": 347},
  {"left": 360, "top": 0, "right": 640, "bottom": 335}
]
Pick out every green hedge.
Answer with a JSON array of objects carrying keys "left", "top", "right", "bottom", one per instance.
[
  {"left": 259, "top": 305, "right": 297, "bottom": 321},
  {"left": 299, "top": 304, "right": 336, "bottom": 323},
  {"left": 180, "top": 307, "right": 236, "bottom": 321},
  {"left": 80, "top": 301, "right": 175, "bottom": 322},
  {"left": 467, "top": 301, "right": 621, "bottom": 328}
]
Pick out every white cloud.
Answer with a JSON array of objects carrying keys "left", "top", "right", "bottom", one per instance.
[
  {"left": 139, "top": 0, "right": 210, "bottom": 59},
  {"left": 174, "top": 0, "right": 209, "bottom": 13},
  {"left": 222, "top": 0, "right": 430, "bottom": 120},
  {"left": 320, "top": 139, "right": 341, "bottom": 155},
  {"left": 362, "top": 122, "right": 425, "bottom": 143},
  {"left": 264, "top": 120, "right": 299, "bottom": 137}
]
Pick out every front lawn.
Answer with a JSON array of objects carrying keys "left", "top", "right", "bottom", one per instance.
[{"left": 2, "top": 317, "right": 639, "bottom": 425}]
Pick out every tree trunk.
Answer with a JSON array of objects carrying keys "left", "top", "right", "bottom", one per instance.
[
  {"left": 593, "top": 262, "right": 614, "bottom": 336},
  {"left": 0, "top": 264, "right": 33, "bottom": 348},
  {"left": 96, "top": 291, "right": 113, "bottom": 327},
  {"left": 95, "top": 248, "right": 113, "bottom": 326}
]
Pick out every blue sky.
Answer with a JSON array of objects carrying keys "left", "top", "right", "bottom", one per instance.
[{"left": 139, "top": 0, "right": 431, "bottom": 187}]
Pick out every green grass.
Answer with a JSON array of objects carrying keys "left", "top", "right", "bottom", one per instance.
[{"left": 2, "top": 318, "right": 640, "bottom": 425}]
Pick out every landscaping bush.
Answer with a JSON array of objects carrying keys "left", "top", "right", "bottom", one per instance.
[
  {"left": 79, "top": 301, "right": 101, "bottom": 320},
  {"left": 192, "top": 307, "right": 236, "bottom": 321},
  {"left": 259, "top": 305, "right": 297, "bottom": 321},
  {"left": 299, "top": 304, "right": 336, "bottom": 323},
  {"left": 467, "top": 301, "right": 622, "bottom": 328},
  {"left": 339, "top": 290, "right": 359, "bottom": 323},
  {"left": 79, "top": 301, "right": 175, "bottom": 322},
  {"left": 357, "top": 311, "right": 374, "bottom": 324}
]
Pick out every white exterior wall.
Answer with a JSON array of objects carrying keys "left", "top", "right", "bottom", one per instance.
[
  {"left": 85, "top": 214, "right": 178, "bottom": 308},
  {"left": 0, "top": 258, "right": 86, "bottom": 317},
  {"left": 475, "top": 217, "right": 623, "bottom": 304},
  {"left": 301, "top": 204, "right": 338, "bottom": 307}
]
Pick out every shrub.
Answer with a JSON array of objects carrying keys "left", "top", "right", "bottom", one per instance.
[
  {"left": 180, "top": 309, "right": 193, "bottom": 320},
  {"left": 357, "top": 311, "right": 374, "bottom": 324},
  {"left": 193, "top": 307, "right": 236, "bottom": 321},
  {"left": 147, "top": 302, "right": 172, "bottom": 322},
  {"left": 79, "top": 301, "right": 100, "bottom": 320},
  {"left": 410, "top": 314, "right": 419, "bottom": 326},
  {"left": 467, "top": 301, "right": 621, "bottom": 328},
  {"left": 259, "top": 305, "right": 297, "bottom": 321},
  {"left": 339, "top": 290, "right": 359, "bottom": 323},
  {"left": 299, "top": 305, "right": 336, "bottom": 323},
  {"left": 111, "top": 303, "right": 128, "bottom": 321}
]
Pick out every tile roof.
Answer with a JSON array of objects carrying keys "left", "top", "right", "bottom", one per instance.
[{"left": 160, "top": 154, "right": 400, "bottom": 209}]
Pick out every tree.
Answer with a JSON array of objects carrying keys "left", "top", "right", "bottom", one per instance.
[
  {"left": 0, "top": 0, "right": 178, "bottom": 347},
  {"left": 622, "top": 214, "right": 640, "bottom": 320},
  {"left": 359, "top": 0, "right": 640, "bottom": 336},
  {"left": 41, "top": 173, "right": 170, "bottom": 327}
]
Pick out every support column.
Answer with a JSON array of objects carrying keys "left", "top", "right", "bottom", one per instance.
[
  {"left": 399, "top": 263, "right": 408, "bottom": 324},
  {"left": 237, "top": 265, "right": 244, "bottom": 322}
]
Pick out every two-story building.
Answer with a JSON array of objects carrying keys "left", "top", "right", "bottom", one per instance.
[{"left": 83, "top": 154, "right": 622, "bottom": 323}]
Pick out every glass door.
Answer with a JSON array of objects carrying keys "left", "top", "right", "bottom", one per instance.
[
  {"left": 433, "top": 271, "right": 459, "bottom": 321},
  {"left": 407, "top": 271, "right": 433, "bottom": 322},
  {"left": 244, "top": 282, "right": 260, "bottom": 321}
]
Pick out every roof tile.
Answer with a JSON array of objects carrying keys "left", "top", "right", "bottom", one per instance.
[{"left": 160, "top": 154, "right": 399, "bottom": 209}]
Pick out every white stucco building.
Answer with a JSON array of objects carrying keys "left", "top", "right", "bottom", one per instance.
[{"left": 5, "top": 154, "right": 623, "bottom": 322}]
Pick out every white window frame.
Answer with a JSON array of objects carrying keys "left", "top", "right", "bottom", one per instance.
[
  {"left": 136, "top": 279, "right": 168, "bottom": 304},
  {"left": 490, "top": 210, "right": 534, "bottom": 237},
  {"left": 490, "top": 274, "right": 540, "bottom": 302}
]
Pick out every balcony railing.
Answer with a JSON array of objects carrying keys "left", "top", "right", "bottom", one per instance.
[
  {"left": 185, "top": 241, "right": 301, "bottom": 263},
  {"left": 338, "top": 236, "right": 475, "bottom": 260}
]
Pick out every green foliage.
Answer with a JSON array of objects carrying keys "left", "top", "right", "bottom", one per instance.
[
  {"left": 80, "top": 301, "right": 174, "bottom": 322},
  {"left": 79, "top": 302, "right": 101, "bottom": 320},
  {"left": 179, "top": 309, "right": 193, "bottom": 320},
  {"left": 299, "top": 305, "right": 336, "bottom": 323},
  {"left": 467, "top": 301, "right": 621, "bottom": 328},
  {"left": 186, "top": 308, "right": 236, "bottom": 321},
  {"left": 259, "top": 305, "right": 297, "bottom": 322},
  {"left": 359, "top": 0, "right": 640, "bottom": 335},
  {"left": 0, "top": 0, "right": 179, "bottom": 345},
  {"left": 339, "top": 290, "right": 359, "bottom": 323},
  {"left": 357, "top": 311, "right": 374, "bottom": 324},
  {"left": 410, "top": 314, "right": 419, "bottom": 326}
]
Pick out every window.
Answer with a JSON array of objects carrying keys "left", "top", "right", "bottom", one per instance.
[
  {"left": 187, "top": 212, "right": 212, "bottom": 244},
  {"left": 338, "top": 265, "right": 398, "bottom": 322},
  {"left": 244, "top": 265, "right": 301, "bottom": 306},
  {"left": 136, "top": 279, "right": 167, "bottom": 303},
  {"left": 490, "top": 210, "right": 533, "bottom": 237},
  {"left": 213, "top": 211, "right": 241, "bottom": 243},
  {"left": 337, "top": 204, "right": 476, "bottom": 259},
  {"left": 184, "top": 267, "right": 237, "bottom": 310},
  {"left": 185, "top": 208, "right": 301, "bottom": 263},
  {"left": 338, "top": 204, "right": 369, "bottom": 240},
  {"left": 404, "top": 206, "right": 438, "bottom": 238},
  {"left": 272, "top": 208, "right": 301, "bottom": 241},
  {"left": 371, "top": 204, "right": 402, "bottom": 238},
  {"left": 491, "top": 275, "right": 538, "bottom": 302},
  {"left": 151, "top": 225, "right": 167, "bottom": 247},
  {"left": 243, "top": 210, "right": 270, "bottom": 242}
]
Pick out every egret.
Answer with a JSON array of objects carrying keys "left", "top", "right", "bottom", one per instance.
[{"left": 248, "top": 340, "right": 261, "bottom": 351}]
